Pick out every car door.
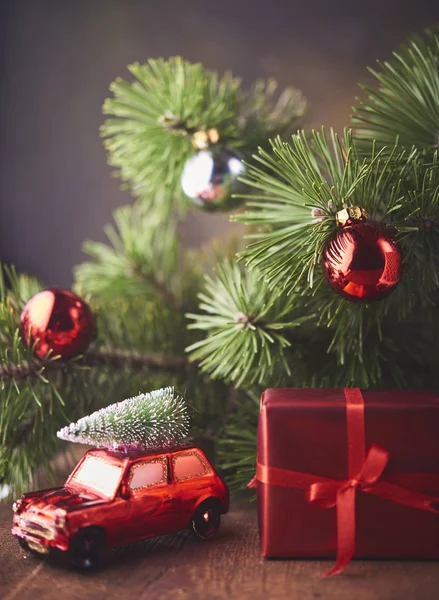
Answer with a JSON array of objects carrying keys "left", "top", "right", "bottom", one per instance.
[
  {"left": 171, "top": 449, "right": 214, "bottom": 525},
  {"left": 125, "top": 455, "right": 179, "bottom": 543}
]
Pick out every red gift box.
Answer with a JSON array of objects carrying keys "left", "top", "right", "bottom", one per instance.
[{"left": 250, "top": 388, "right": 439, "bottom": 576}]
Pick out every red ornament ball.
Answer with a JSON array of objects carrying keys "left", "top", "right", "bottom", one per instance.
[
  {"left": 20, "top": 289, "right": 95, "bottom": 360},
  {"left": 322, "top": 222, "right": 402, "bottom": 302}
]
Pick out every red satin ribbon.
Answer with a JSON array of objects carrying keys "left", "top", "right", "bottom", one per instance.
[{"left": 249, "top": 388, "right": 439, "bottom": 577}]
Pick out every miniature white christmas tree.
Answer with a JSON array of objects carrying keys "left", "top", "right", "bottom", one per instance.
[{"left": 57, "top": 387, "right": 190, "bottom": 452}]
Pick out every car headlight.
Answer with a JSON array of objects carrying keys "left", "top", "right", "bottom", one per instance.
[
  {"left": 12, "top": 499, "right": 23, "bottom": 514},
  {"left": 55, "top": 514, "right": 66, "bottom": 531}
]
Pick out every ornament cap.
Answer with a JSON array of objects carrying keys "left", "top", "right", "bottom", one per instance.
[
  {"left": 336, "top": 206, "right": 368, "bottom": 227},
  {"left": 192, "top": 128, "right": 220, "bottom": 150}
]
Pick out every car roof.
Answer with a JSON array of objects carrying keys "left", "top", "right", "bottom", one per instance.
[{"left": 86, "top": 443, "right": 202, "bottom": 463}]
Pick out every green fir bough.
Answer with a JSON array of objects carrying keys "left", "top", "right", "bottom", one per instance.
[
  {"left": 353, "top": 29, "right": 439, "bottom": 152},
  {"left": 2, "top": 33, "right": 439, "bottom": 498},
  {"left": 102, "top": 57, "right": 305, "bottom": 216}
]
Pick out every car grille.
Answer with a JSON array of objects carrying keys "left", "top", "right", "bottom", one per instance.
[{"left": 19, "top": 516, "right": 56, "bottom": 540}]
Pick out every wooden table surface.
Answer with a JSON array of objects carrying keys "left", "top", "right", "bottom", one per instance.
[{"left": 1, "top": 500, "right": 439, "bottom": 600}]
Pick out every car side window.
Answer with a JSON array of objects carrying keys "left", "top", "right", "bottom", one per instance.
[
  {"left": 172, "top": 451, "right": 210, "bottom": 482},
  {"left": 129, "top": 457, "right": 168, "bottom": 490}
]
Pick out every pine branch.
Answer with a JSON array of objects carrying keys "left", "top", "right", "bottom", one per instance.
[
  {"left": 186, "top": 259, "right": 314, "bottom": 387},
  {"left": 228, "top": 129, "right": 439, "bottom": 388},
  {"left": 82, "top": 348, "right": 188, "bottom": 371},
  {"left": 6, "top": 34, "right": 439, "bottom": 504},
  {"left": 0, "top": 349, "right": 188, "bottom": 386},
  {"left": 234, "top": 129, "right": 415, "bottom": 293},
  {"left": 217, "top": 389, "right": 259, "bottom": 495},
  {"left": 238, "top": 78, "right": 306, "bottom": 152},
  {"left": 75, "top": 202, "right": 183, "bottom": 309},
  {"left": 158, "top": 111, "right": 199, "bottom": 137},
  {"left": 388, "top": 154, "right": 439, "bottom": 314},
  {"left": 101, "top": 57, "right": 240, "bottom": 211},
  {"left": 131, "top": 265, "right": 181, "bottom": 310},
  {"left": 353, "top": 29, "right": 439, "bottom": 152},
  {"left": 0, "top": 358, "right": 53, "bottom": 385},
  {"left": 101, "top": 57, "right": 306, "bottom": 217}
]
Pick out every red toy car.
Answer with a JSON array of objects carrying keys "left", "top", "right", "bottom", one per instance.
[{"left": 12, "top": 445, "right": 229, "bottom": 569}]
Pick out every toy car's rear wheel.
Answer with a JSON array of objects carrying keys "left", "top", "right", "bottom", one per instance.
[
  {"left": 69, "top": 527, "right": 105, "bottom": 570},
  {"left": 190, "top": 503, "right": 221, "bottom": 540}
]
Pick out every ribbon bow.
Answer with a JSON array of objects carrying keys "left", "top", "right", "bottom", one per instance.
[
  {"left": 308, "top": 444, "right": 389, "bottom": 576},
  {"left": 249, "top": 388, "right": 439, "bottom": 576}
]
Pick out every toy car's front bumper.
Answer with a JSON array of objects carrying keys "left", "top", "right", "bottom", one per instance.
[
  {"left": 12, "top": 515, "right": 69, "bottom": 553},
  {"left": 12, "top": 526, "right": 50, "bottom": 554}
]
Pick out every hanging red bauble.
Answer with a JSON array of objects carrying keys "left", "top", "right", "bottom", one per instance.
[
  {"left": 20, "top": 289, "right": 95, "bottom": 360},
  {"left": 322, "top": 208, "right": 402, "bottom": 303}
]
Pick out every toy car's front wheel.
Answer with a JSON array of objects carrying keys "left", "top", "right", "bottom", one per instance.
[
  {"left": 190, "top": 502, "right": 221, "bottom": 540},
  {"left": 69, "top": 527, "right": 105, "bottom": 570},
  {"left": 18, "top": 537, "right": 43, "bottom": 557}
]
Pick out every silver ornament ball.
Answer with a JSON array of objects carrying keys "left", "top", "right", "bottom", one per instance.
[{"left": 181, "top": 149, "right": 246, "bottom": 211}]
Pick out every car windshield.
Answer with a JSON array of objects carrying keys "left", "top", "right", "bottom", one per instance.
[{"left": 70, "top": 455, "right": 123, "bottom": 497}]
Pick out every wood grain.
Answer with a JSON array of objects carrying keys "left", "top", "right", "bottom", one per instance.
[{"left": 1, "top": 500, "right": 439, "bottom": 600}]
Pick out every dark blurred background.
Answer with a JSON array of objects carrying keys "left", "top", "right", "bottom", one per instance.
[{"left": 1, "top": 0, "right": 439, "bottom": 286}]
